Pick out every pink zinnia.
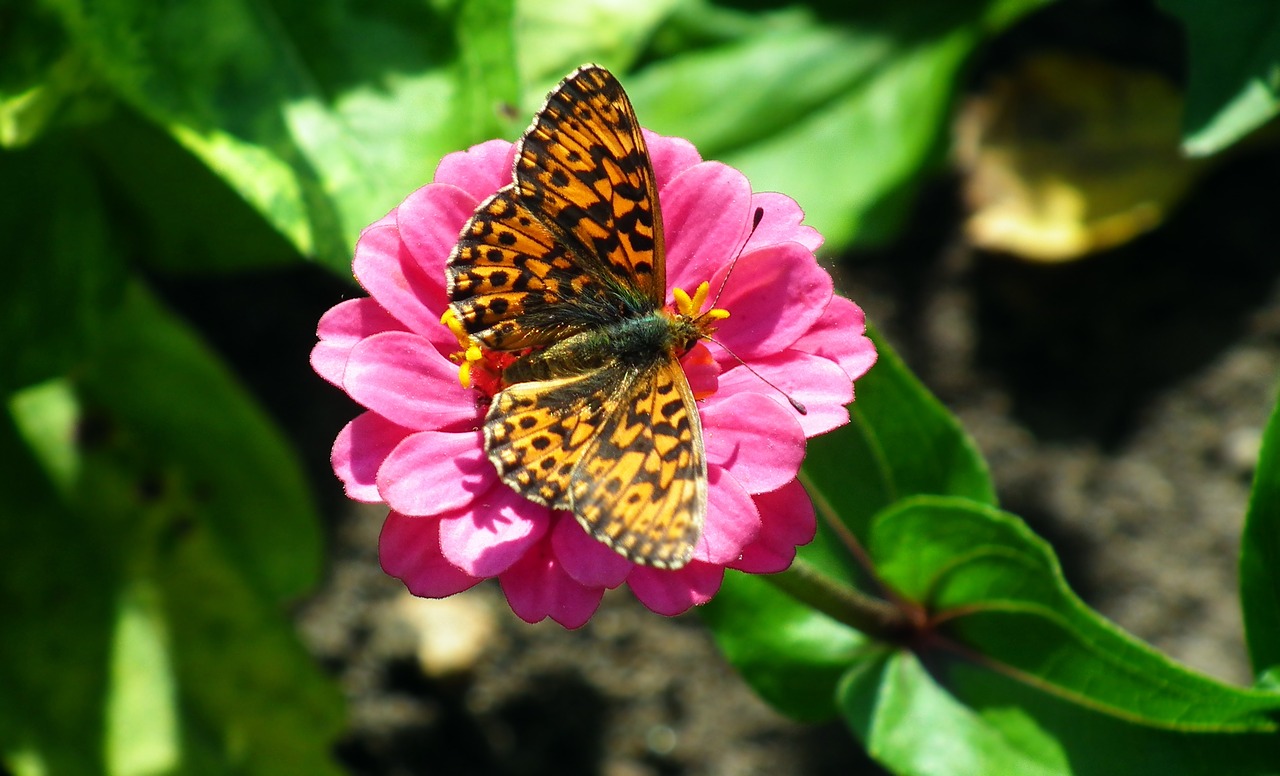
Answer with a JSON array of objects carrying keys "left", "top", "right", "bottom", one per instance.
[{"left": 312, "top": 132, "right": 876, "bottom": 628}]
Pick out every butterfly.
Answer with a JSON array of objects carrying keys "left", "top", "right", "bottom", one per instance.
[{"left": 445, "top": 65, "right": 723, "bottom": 570}]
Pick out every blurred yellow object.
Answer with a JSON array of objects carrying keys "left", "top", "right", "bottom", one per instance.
[{"left": 954, "top": 52, "right": 1200, "bottom": 261}]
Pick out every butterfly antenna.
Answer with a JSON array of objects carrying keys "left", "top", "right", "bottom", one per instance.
[
  {"left": 707, "top": 335, "right": 807, "bottom": 415},
  {"left": 708, "top": 207, "right": 765, "bottom": 309}
]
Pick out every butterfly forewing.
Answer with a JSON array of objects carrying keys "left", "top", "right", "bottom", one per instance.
[
  {"left": 449, "top": 190, "right": 617, "bottom": 351},
  {"left": 516, "top": 66, "right": 666, "bottom": 306}
]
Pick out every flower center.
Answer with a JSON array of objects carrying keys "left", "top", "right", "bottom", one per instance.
[
  {"left": 672, "top": 280, "right": 730, "bottom": 336},
  {"left": 441, "top": 308, "right": 511, "bottom": 396}
]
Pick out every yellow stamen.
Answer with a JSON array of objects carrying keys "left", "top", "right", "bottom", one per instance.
[
  {"left": 703, "top": 308, "right": 730, "bottom": 321},
  {"left": 690, "top": 281, "right": 710, "bottom": 313},
  {"left": 441, "top": 307, "right": 470, "bottom": 346},
  {"left": 457, "top": 360, "right": 473, "bottom": 389},
  {"left": 672, "top": 286, "right": 694, "bottom": 317}
]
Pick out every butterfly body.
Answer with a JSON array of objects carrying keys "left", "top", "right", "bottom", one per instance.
[{"left": 446, "top": 65, "right": 716, "bottom": 569}]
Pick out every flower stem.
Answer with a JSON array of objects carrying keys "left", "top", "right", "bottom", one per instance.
[{"left": 764, "top": 559, "right": 913, "bottom": 641}]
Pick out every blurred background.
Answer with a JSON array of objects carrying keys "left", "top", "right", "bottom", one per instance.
[{"left": 4, "top": 0, "right": 1279, "bottom": 773}]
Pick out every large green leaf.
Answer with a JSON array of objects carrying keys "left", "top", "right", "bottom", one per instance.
[
  {"left": 0, "top": 138, "right": 126, "bottom": 394},
  {"left": 1159, "top": 0, "right": 1280, "bottom": 156},
  {"left": 702, "top": 327, "right": 995, "bottom": 720},
  {"left": 44, "top": 0, "right": 487, "bottom": 268},
  {"left": 1241, "top": 390, "right": 1280, "bottom": 678},
  {"left": 871, "top": 496, "right": 1280, "bottom": 732},
  {"left": 841, "top": 650, "right": 1280, "bottom": 776},
  {"left": 2, "top": 284, "right": 343, "bottom": 774}
]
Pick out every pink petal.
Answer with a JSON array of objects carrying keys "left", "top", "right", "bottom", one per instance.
[
  {"left": 377, "top": 429, "right": 496, "bottom": 516},
  {"left": 730, "top": 481, "right": 817, "bottom": 574},
  {"left": 432, "top": 139, "right": 516, "bottom": 201},
  {"left": 551, "top": 515, "right": 633, "bottom": 588},
  {"left": 790, "top": 294, "right": 877, "bottom": 383},
  {"left": 353, "top": 222, "right": 444, "bottom": 339},
  {"left": 715, "top": 352, "right": 853, "bottom": 438},
  {"left": 332, "top": 412, "right": 412, "bottom": 502},
  {"left": 694, "top": 465, "right": 762, "bottom": 564},
  {"left": 644, "top": 130, "right": 703, "bottom": 193},
  {"left": 396, "top": 183, "right": 479, "bottom": 312},
  {"left": 708, "top": 242, "right": 833, "bottom": 360},
  {"left": 662, "top": 162, "right": 753, "bottom": 293},
  {"left": 312, "top": 298, "right": 405, "bottom": 387},
  {"left": 499, "top": 540, "right": 603, "bottom": 628},
  {"left": 438, "top": 485, "right": 549, "bottom": 577},
  {"left": 627, "top": 562, "right": 724, "bottom": 616},
  {"left": 745, "top": 192, "right": 823, "bottom": 253},
  {"left": 701, "top": 392, "right": 805, "bottom": 494},
  {"left": 343, "top": 331, "right": 481, "bottom": 430},
  {"left": 380, "top": 511, "right": 482, "bottom": 598}
]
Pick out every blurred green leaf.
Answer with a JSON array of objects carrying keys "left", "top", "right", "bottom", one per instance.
[
  {"left": 703, "top": 329, "right": 994, "bottom": 720},
  {"left": 515, "top": 0, "right": 682, "bottom": 90},
  {"left": 1159, "top": 0, "right": 1280, "bottom": 156},
  {"left": 0, "top": 405, "right": 115, "bottom": 776},
  {"left": 81, "top": 284, "right": 324, "bottom": 602},
  {"left": 457, "top": 0, "right": 521, "bottom": 140},
  {"left": 628, "top": 0, "right": 1048, "bottom": 249},
  {"left": 0, "top": 138, "right": 127, "bottom": 395},
  {"left": 1241, "top": 390, "right": 1280, "bottom": 678},
  {"left": 2, "top": 284, "right": 344, "bottom": 774},
  {"left": 872, "top": 496, "right": 1280, "bottom": 732},
  {"left": 47, "top": 0, "right": 464, "bottom": 268}
]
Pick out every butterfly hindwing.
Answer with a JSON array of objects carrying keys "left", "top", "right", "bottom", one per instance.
[{"left": 570, "top": 358, "right": 706, "bottom": 568}]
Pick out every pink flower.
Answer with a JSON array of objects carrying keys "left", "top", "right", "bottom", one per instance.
[{"left": 312, "top": 133, "right": 876, "bottom": 628}]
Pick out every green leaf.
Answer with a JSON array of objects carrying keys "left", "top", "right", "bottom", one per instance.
[
  {"left": 47, "top": 0, "right": 464, "bottom": 268},
  {"left": 703, "top": 329, "right": 994, "bottom": 720},
  {"left": 514, "top": 0, "right": 681, "bottom": 90},
  {"left": 1241, "top": 389, "right": 1280, "bottom": 677},
  {"left": 2, "top": 283, "right": 344, "bottom": 774},
  {"left": 0, "top": 138, "right": 127, "bottom": 394},
  {"left": 1159, "top": 0, "right": 1280, "bottom": 156},
  {"left": 456, "top": 0, "right": 521, "bottom": 141},
  {"left": 871, "top": 496, "right": 1280, "bottom": 732},
  {"left": 805, "top": 326, "right": 996, "bottom": 541},
  {"left": 840, "top": 651, "right": 1069, "bottom": 776},
  {"left": 0, "top": 406, "right": 115, "bottom": 776},
  {"left": 841, "top": 649, "right": 1280, "bottom": 776},
  {"left": 701, "top": 570, "right": 873, "bottom": 721},
  {"left": 80, "top": 284, "right": 324, "bottom": 602},
  {"left": 627, "top": 0, "right": 1047, "bottom": 249}
]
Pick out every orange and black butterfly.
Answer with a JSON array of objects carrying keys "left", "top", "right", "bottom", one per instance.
[{"left": 446, "top": 65, "right": 724, "bottom": 569}]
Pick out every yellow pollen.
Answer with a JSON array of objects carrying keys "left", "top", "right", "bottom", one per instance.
[
  {"left": 441, "top": 308, "right": 470, "bottom": 347},
  {"left": 442, "top": 308, "right": 485, "bottom": 388},
  {"left": 672, "top": 281, "right": 730, "bottom": 326},
  {"left": 690, "top": 281, "right": 711, "bottom": 312}
]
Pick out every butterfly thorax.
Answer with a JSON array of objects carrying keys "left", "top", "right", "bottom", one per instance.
[{"left": 500, "top": 310, "right": 706, "bottom": 388}]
